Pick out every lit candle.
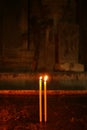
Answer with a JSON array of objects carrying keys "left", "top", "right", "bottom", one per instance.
[
  {"left": 44, "top": 75, "right": 48, "bottom": 122},
  {"left": 39, "top": 76, "right": 42, "bottom": 122}
]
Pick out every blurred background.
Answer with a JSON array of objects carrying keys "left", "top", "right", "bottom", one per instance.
[{"left": 0, "top": 0, "right": 87, "bottom": 72}]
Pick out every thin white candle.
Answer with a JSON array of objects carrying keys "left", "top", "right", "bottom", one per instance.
[
  {"left": 39, "top": 76, "right": 42, "bottom": 122},
  {"left": 44, "top": 75, "right": 48, "bottom": 122}
]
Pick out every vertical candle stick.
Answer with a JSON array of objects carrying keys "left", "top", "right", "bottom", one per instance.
[
  {"left": 39, "top": 76, "right": 42, "bottom": 123},
  {"left": 44, "top": 75, "right": 48, "bottom": 122}
]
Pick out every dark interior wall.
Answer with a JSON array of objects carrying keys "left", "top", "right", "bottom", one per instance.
[
  {"left": 0, "top": 1, "right": 4, "bottom": 54},
  {"left": 1, "top": 0, "right": 22, "bottom": 48},
  {"left": 77, "top": 0, "right": 87, "bottom": 64},
  {"left": 0, "top": 0, "right": 87, "bottom": 71}
]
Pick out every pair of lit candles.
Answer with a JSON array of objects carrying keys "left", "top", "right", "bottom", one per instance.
[{"left": 39, "top": 75, "right": 48, "bottom": 123}]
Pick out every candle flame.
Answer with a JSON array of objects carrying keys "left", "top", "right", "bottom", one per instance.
[
  {"left": 39, "top": 76, "right": 42, "bottom": 80},
  {"left": 44, "top": 75, "right": 48, "bottom": 81}
]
